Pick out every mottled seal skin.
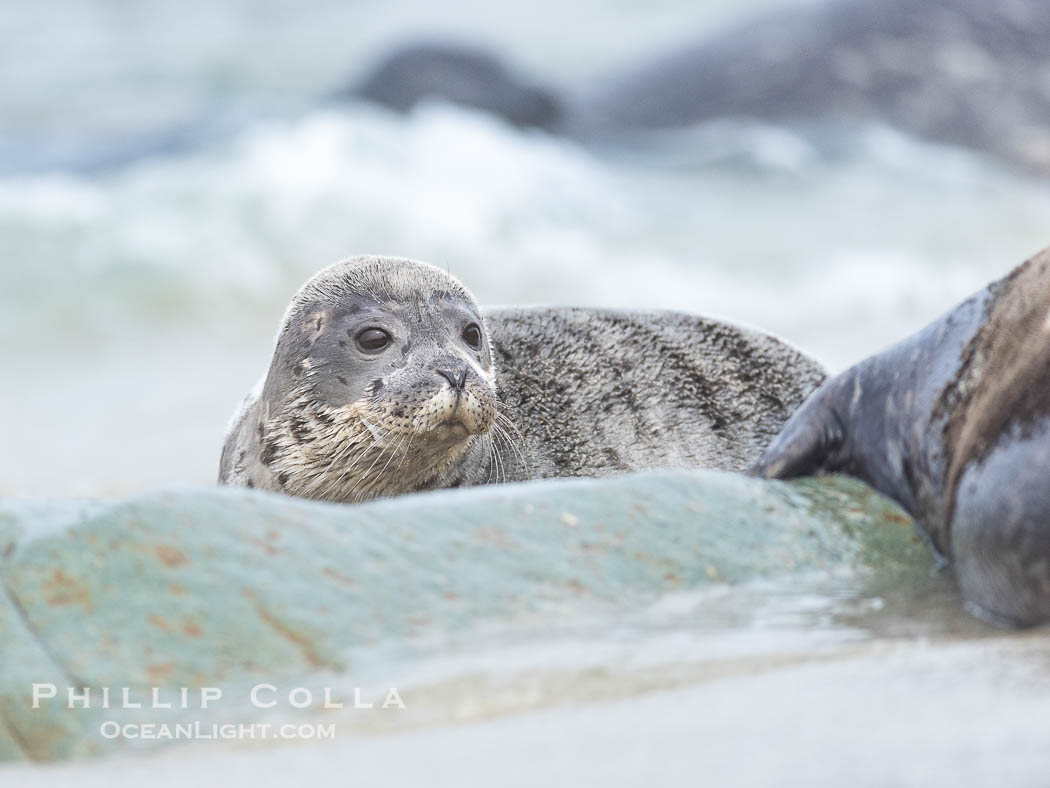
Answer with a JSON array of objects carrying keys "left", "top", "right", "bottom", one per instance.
[
  {"left": 350, "top": 0, "right": 1050, "bottom": 173},
  {"left": 220, "top": 256, "right": 826, "bottom": 504},
  {"left": 484, "top": 306, "right": 825, "bottom": 480},
  {"left": 751, "top": 248, "right": 1050, "bottom": 626}
]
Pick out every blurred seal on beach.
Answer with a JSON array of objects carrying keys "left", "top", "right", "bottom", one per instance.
[
  {"left": 753, "top": 246, "right": 1050, "bottom": 627},
  {"left": 348, "top": 0, "right": 1050, "bottom": 173}
]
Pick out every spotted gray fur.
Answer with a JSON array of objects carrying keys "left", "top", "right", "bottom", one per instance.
[{"left": 220, "top": 255, "right": 826, "bottom": 504}]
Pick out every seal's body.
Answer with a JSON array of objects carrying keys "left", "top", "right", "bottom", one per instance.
[
  {"left": 483, "top": 306, "right": 825, "bottom": 480},
  {"left": 351, "top": 0, "right": 1050, "bottom": 173},
  {"left": 751, "top": 248, "right": 1050, "bottom": 626},
  {"left": 220, "top": 256, "right": 825, "bottom": 503}
]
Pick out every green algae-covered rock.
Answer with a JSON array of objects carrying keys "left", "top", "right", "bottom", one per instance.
[{"left": 0, "top": 470, "right": 929, "bottom": 762}]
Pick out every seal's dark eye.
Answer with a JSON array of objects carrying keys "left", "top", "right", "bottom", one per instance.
[
  {"left": 356, "top": 328, "right": 391, "bottom": 354},
  {"left": 462, "top": 323, "right": 483, "bottom": 350}
]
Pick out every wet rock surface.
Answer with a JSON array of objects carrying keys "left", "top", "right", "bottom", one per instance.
[{"left": 1, "top": 470, "right": 939, "bottom": 762}]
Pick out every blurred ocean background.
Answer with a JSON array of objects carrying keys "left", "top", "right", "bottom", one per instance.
[{"left": 5, "top": 0, "right": 1050, "bottom": 496}]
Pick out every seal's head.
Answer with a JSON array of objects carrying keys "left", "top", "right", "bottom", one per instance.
[{"left": 257, "top": 256, "right": 498, "bottom": 502}]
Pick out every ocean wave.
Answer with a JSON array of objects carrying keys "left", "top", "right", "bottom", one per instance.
[{"left": 5, "top": 105, "right": 1050, "bottom": 369}]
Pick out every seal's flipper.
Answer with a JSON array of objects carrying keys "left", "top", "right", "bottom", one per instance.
[
  {"left": 748, "top": 392, "right": 844, "bottom": 480},
  {"left": 950, "top": 431, "right": 1050, "bottom": 628}
]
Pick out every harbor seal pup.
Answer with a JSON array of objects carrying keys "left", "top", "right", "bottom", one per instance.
[
  {"left": 348, "top": 0, "right": 1050, "bottom": 173},
  {"left": 220, "top": 255, "right": 826, "bottom": 503},
  {"left": 751, "top": 247, "right": 1050, "bottom": 627}
]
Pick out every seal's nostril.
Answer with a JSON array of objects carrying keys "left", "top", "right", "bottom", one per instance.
[
  {"left": 438, "top": 369, "right": 470, "bottom": 391},
  {"left": 437, "top": 369, "right": 460, "bottom": 389}
]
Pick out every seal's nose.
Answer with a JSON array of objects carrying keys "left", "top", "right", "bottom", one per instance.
[{"left": 437, "top": 368, "right": 468, "bottom": 391}]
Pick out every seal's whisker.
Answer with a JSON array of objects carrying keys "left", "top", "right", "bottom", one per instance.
[
  {"left": 487, "top": 427, "right": 505, "bottom": 484},
  {"left": 343, "top": 447, "right": 389, "bottom": 501},
  {"left": 390, "top": 431, "right": 417, "bottom": 488},
  {"left": 489, "top": 427, "right": 508, "bottom": 484},
  {"left": 309, "top": 414, "right": 384, "bottom": 501},
  {"left": 357, "top": 413, "right": 391, "bottom": 444},
  {"left": 491, "top": 415, "right": 528, "bottom": 476},
  {"left": 374, "top": 428, "right": 414, "bottom": 495},
  {"left": 493, "top": 408, "right": 527, "bottom": 450},
  {"left": 311, "top": 432, "right": 374, "bottom": 501},
  {"left": 347, "top": 427, "right": 411, "bottom": 502},
  {"left": 485, "top": 434, "right": 499, "bottom": 485}
]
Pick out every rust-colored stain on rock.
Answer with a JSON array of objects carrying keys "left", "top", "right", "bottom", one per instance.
[
  {"left": 247, "top": 591, "right": 329, "bottom": 669},
  {"left": 146, "top": 662, "right": 175, "bottom": 682},
  {"left": 566, "top": 579, "right": 585, "bottom": 594},
  {"left": 322, "top": 566, "right": 356, "bottom": 586},
  {"left": 42, "top": 570, "right": 91, "bottom": 608},
  {"left": 246, "top": 535, "right": 279, "bottom": 556},
  {"left": 155, "top": 545, "right": 189, "bottom": 568}
]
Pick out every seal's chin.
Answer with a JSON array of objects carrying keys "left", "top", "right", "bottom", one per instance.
[
  {"left": 431, "top": 419, "right": 471, "bottom": 440},
  {"left": 416, "top": 414, "right": 481, "bottom": 455}
]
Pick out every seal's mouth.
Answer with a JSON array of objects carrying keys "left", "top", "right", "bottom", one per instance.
[
  {"left": 430, "top": 416, "right": 471, "bottom": 439},
  {"left": 422, "top": 393, "right": 489, "bottom": 439},
  {"left": 388, "top": 383, "right": 495, "bottom": 445}
]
